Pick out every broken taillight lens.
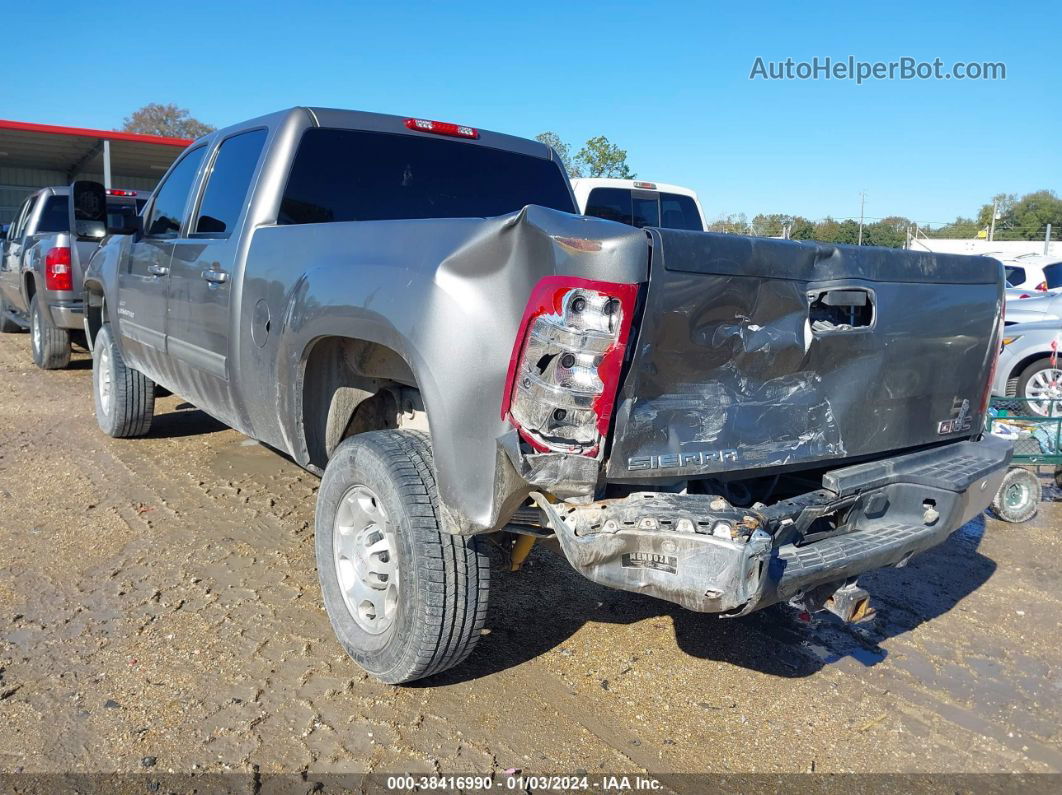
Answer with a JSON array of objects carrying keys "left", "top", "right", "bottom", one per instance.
[
  {"left": 502, "top": 276, "right": 638, "bottom": 454},
  {"left": 45, "top": 247, "right": 73, "bottom": 291}
]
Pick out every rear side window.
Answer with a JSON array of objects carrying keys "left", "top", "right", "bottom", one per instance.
[
  {"left": 1044, "top": 262, "right": 1062, "bottom": 290},
  {"left": 1004, "top": 265, "right": 1026, "bottom": 287},
  {"left": 194, "top": 129, "right": 268, "bottom": 236},
  {"left": 660, "top": 192, "right": 703, "bottom": 231},
  {"left": 145, "top": 146, "right": 207, "bottom": 238},
  {"left": 36, "top": 195, "right": 70, "bottom": 233},
  {"left": 279, "top": 128, "right": 575, "bottom": 224}
]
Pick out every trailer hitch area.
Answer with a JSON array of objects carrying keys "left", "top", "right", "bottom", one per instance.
[
  {"left": 529, "top": 491, "right": 774, "bottom": 613},
  {"left": 790, "top": 580, "right": 876, "bottom": 624}
]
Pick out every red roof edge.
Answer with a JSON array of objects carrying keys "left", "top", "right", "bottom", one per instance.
[{"left": 0, "top": 118, "right": 194, "bottom": 147}]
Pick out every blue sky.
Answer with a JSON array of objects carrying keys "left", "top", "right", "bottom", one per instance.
[{"left": 2, "top": 0, "right": 1056, "bottom": 226}]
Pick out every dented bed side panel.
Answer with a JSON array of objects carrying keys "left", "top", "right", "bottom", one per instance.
[
  {"left": 239, "top": 206, "right": 649, "bottom": 534},
  {"left": 607, "top": 230, "right": 1004, "bottom": 483}
]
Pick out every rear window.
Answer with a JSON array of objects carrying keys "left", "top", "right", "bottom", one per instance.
[
  {"left": 1004, "top": 265, "right": 1026, "bottom": 286},
  {"left": 584, "top": 188, "right": 703, "bottom": 231},
  {"left": 106, "top": 201, "right": 138, "bottom": 231},
  {"left": 36, "top": 195, "right": 69, "bottom": 233},
  {"left": 1044, "top": 262, "right": 1062, "bottom": 290},
  {"left": 279, "top": 128, "right": 575, "bottom": 224}
]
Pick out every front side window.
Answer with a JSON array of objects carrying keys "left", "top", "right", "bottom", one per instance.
[
  {"left": 36, "top": 195, "right": 70, "bottom": 233},
  {"left": 194, "top": 129, "right": 267, "bottom": 236},
  {"left": 10, "top": 197, "right": 35, "bottom": 239},
  {"left": 279, "top": 128, "right": 575, "bottom": 224},
  {"left": 1004, "top": 265, "right": 1026, "bottom": 287},
  {"left": 145, "top": 146, "right": 207, "bottom": 238}
]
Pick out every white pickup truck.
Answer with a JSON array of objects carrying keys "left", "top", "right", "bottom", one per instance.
[{"left": 570, "top": 177, "right": 707, "bottom": 231}]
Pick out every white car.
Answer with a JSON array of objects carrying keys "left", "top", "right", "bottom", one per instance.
[
  {"left": 570, "top": 178, "right": 706, "bottom": 231},
  {"left": 1002, "top": 254, "right": 1062, "bottom": 294}
]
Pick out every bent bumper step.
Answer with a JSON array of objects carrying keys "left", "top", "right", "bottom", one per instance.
[{"left": 536, "top": 435, "right": 1013, "bottom": 615}]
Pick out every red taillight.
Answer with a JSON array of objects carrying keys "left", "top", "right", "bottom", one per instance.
[
  {"left": 1035, "top": 281, "right": 1048, "bottom": 291},
  {"left": 502, "top": 276, "right": 638, "bottom": 455},
  {"left": 404, "top": 117, "right": 479, "bottom": 139},
  {"left": 106, "top": 188, "right": 136, "bottom": 196},
  {"left": 44, "top": 247, "right": 73, "bottom": 291}
]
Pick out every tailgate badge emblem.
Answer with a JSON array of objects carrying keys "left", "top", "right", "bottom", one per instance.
[{"left": 937, "top": 398, "right": 972, "bottom": 435}]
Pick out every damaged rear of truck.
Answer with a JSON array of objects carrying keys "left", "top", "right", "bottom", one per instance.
[
  {"left": 518, "top": 230, "right": 1010, "bottom": 622},
  {"left": 83, "top": 108, "right": 1010, "bottom": 683}
]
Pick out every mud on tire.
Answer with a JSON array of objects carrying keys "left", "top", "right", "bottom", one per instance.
[
  {"left": 315, "top": 430, "right": 490, "bottom": 684},
  {"left": 990, "top": 467, "right": 1041, "bottom": 523},
  {"left": 92, "top": 323, "right": 155, "bottom": 438},
  {"left": 30, "top": 295, "right": 70, "bottom": 369}
]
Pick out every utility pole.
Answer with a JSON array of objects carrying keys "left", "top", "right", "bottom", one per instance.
[
  {"left": 857, "top": 191, "right": 866, "bottom": 245},
  {"left": 989, "top": 199, "right": 998, "bottom": 242},
  {"left": 1046, "top": 224, "right": 1053, "bottom": 255}
]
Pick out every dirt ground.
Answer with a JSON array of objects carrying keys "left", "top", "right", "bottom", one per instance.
[{"left": 0, "top": 332, "right": 1060, "bottom": 783}]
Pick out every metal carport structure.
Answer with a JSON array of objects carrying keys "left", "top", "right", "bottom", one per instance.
[{"left": 0, "top": 120, "right": 192, "bottom": 223}]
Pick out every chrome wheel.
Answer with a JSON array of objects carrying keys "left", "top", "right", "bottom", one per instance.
[
  {"left": 1024, "top": 367, "right": 1062, "bottom": 417},
  {"left": 332, "top": 484, "right": 399, "bottom": 634},
  {"left": 98, "top": 345, "right": 112, "bottom": 416}
]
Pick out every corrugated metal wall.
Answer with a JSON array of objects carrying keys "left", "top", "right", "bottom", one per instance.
[{"left": 1, "top": 166, "right": 158, "bottom": 223}]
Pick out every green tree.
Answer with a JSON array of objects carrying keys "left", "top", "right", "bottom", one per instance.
[
  {"left": 1004, "top": 190, "right": 1062, "bottom": 240},
  {"left": 927, "top": 217, "right": 982, "bottom": 238},
  {"left": 789, "top": 216, "right": 817, "bottom": 240},
  {"left": 121, "top": 103, "right": 215, "bottom": 138},
  {"left": 575, "top": 136, "right": 635, "bottom": 179},
  {"left": 535, "top": 132, "right": 582, "bottom": 177}
]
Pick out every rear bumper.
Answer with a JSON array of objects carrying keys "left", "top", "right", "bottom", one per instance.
[
  {"left": 45, "top": 299, "right": 83, "bottom": 331},
  {"left": 47, "top": 299, "right": 84, "bottom": 331},
  {"left": 536, "top": 435, "right": 1013, "bottom": 614}
]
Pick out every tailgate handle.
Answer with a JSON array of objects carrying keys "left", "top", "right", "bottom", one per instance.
[{"left": 808, "top": 288, "right": 874, "bottom": 332}]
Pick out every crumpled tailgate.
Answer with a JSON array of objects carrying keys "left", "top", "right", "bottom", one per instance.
[{"left": 606, "top": 230, "right": 1004, "bottom": 481}]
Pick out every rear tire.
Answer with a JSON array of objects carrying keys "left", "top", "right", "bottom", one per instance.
[
  {"left": 990, "top": 467, "right": 1041, "bottom": 523},
  {"left": 92, "top": 323, "right": 155, "bottom": 438},
  {"left": 0, "top": 291, "right": 21, "bottom": 333},
  {"left": 29, "top": 295, "right": 70, "bottom": 369},
  {"left": 315, "top": 430, "right": 490, "bottom": 684}
]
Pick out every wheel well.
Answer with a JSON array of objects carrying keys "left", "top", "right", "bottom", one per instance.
[
  {"left": 23, "top": 273, "right": 36, "bottom": 305},
  {"left": 1012, "top": 352, "right": 1054, "bottom": 382},
  {"left": 301, "top": 336, "right": 427, "bottom": 469}
]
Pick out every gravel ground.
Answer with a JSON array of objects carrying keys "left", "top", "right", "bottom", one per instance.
[{"left": 0, "top": 333, "right": 1059, "bottom": 782}]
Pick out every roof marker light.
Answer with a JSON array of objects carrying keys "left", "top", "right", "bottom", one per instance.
[
  {"left": 106, "top": 189, "right": 137, "bottom": 196},
  {"left": 404, "top": 118, "right": 479, "bottom": 139}
]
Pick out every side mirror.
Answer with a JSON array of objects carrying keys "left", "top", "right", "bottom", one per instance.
[{"left": 70, "top": 180, "right": 107, "bottom": 240}]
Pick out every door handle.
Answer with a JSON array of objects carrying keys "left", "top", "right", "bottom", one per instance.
[
  {"left": 147, "top": 264, "right": 169, "bottom": 276},
  {"left": 201, "top": 269, "right": 229, "bottom": 285}
]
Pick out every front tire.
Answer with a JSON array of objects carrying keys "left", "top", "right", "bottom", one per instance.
[
  {"left": 990, "top": 467, "right": 1041, "bottom": 523},
  {"left": 92, "top": 324, "right": 155, "bottom": 437},
  {"left": 29, "top": 295, "right": 70, "bottom": 369},
  {"left": 315, "top": 430, "right": 490, "bottom": 684},
  {"left": 1018, "top": 358, "right": 1062, "bottom": 417}
]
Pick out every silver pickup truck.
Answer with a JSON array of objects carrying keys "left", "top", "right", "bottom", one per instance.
[
  {"left": 83, "top": 107, "right": 1011, "bottom": 684},
  {"left": 0, "top": 185, "right": 146, "bottom": 368}
]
